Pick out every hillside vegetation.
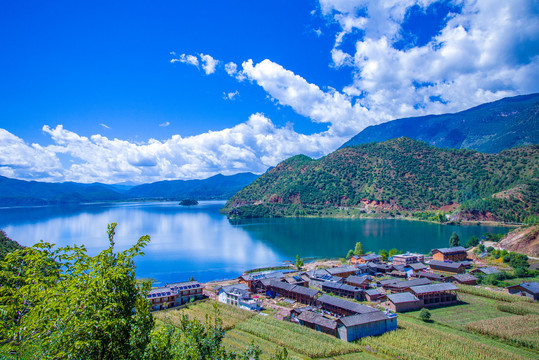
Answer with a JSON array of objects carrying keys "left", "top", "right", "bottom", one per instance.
[
  {"left": 341, "top": 93, "right": 539, "bottom": 153},
  {"left": 222, "top": 138, "right": 539, "bottom": 223}
]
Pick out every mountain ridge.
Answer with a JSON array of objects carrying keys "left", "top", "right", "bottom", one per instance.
[{"left": 341, "top": 93, "right": 539, "bottom": 153}]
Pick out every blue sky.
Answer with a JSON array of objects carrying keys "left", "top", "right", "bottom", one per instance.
[{"left": 1, "top": 0, "right": 538, "bottom": 183}]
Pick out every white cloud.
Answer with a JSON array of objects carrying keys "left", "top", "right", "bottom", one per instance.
[
  {"left": 225, "top": 62, "right": 237, "bottom": 76},
  {"left": 223, "top": 91, "right": 239, "bottom": 100},
  {"left": 200, "top": 53, "right": 218, "bottom": 75},
  {"left": 0, "top": 129, "right": 62, "bottom": 180},
  {"left": 320, "top": 0, "right": 539, "bottom": 118},
  {"left": 159, "top": 121, "right": 170, "bottom": 127},
  {"left": 170, "top": 54, "right": 199, "bottom": 67},
  {"left": 99, "top": 123, "right": 110, "bottom": 129}
]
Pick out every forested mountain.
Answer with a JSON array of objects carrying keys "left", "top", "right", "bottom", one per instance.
[
  {"left": 222, "top": 138, "right": 539, "bottom": 223},
  {"left": 341, "top": 93, "right": 539, "bottom": 153},
  {"left": 126, "top": 172, "right": 259, "bottom": 200},
  {"left": 0, "top": 172, "right": 259, "bottom": 206},
  {"left": 0, "top": 230, "right": 23, "bottom": 260}
]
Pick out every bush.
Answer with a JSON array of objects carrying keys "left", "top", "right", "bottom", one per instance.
[{"left": 419, "top": 308, "right": 431, "bottom": 322}]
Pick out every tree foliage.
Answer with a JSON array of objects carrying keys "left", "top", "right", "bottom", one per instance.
[
  {"left": 449, "top": 232, "right": 461, "bottom": 247},
  {"left": 419, "top": 308, "right": 431, "bottom": 322}
]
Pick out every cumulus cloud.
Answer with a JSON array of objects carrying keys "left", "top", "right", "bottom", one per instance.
[
  {"left": 0, "top": 129, "right": 62, "bottom": 180},
  {"left": 200, "top": 53, "right": 218, "bottom": 75},
  {"left": 223, "top": 90, "right": 239, "bottom": 100},
  {"left": 225, "top": 62, "right": 237, "bottom": 76},
  {"left": 0, "top": 115, "right": 346, "bottom": 183},
  {"left": 170, "top": 53, "right": 199, "bottom": 67},
  {"left": 321, "top": 0, "right": 539, "bottom": 117}
]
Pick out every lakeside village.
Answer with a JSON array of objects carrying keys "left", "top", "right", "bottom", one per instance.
[{"left": 147, "top": 241, "right": 539, "bottom": 344}]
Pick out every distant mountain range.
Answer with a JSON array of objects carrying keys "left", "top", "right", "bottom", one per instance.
[
  {"left": 341, "top": 93, "right": 539, "bottom": 153},
  {"left": 0, "top": 172, "right": 259, "bottom": 206},
  {"left": 222, "top": 138, "right": 539, "bottom": 223}
]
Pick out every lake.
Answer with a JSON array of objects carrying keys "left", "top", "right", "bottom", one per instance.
[{"left": 0, "top": 201, "right": 510, "bottom": 284}]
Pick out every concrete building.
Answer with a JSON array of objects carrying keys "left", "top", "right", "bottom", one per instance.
[
  {"left": 392, "top": 253, "right": 425, "bottom": 266},
  {"left": 218, "top": 283, "right": 260, "bottom": 310}
]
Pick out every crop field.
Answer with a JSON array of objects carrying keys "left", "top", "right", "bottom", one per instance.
[
  {"left": 497, "top": 301, "right": 539, "bottom": 315},
  {"left": 456, "top": 284, "right": 532, "bottom": 302},
  {"left": 465, "top": 315, "right": 539, "bottom": 350},
  {"left": 236, "top": 315, "right": 361, "bottom": 358},
  {"left": 154, "top": 296, "right": 538, "bottom": 360},
  {"left": 153, "top": 300, "right": 255, "bottom": 329},
  {"left": 406, "top": 293, "right": 511, "bottom": 329},
  {"left": 360, "top": 318, "right": 533, "bottom": 360}
]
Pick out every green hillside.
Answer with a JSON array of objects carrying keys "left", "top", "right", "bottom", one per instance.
[
  {"left": 0, "top": 231, "right": 23, "bottom": 260},
  {"left": 222, "top": 138, "right": 539, "bottom": 223}
]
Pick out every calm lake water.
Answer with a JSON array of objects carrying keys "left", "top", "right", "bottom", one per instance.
[{"left": 0, "top": 201, "right": 510, "bottom": 284}]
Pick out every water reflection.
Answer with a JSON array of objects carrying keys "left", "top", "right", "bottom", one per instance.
[{"left": 0, "top": 202, "right": 510, "bottom": 283}]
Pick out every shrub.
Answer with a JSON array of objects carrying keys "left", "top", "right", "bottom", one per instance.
[{"left": 419, "top": 308, "right": 431, "bottom": 322}]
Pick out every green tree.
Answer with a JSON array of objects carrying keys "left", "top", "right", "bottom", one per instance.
[
  {"left": 466, "top": 235, "right": 480, "bottom": 248},
  {"left": 346, "top": 249, "right": 354, "bottom": 259},
  {"left": 354, "top": 242, "right": 364, "bottom": 256},
  {"left": 419, "top": 308, "right": 431, "bottom": 322},
  {"left": 0, "top": 223, "right": 153, "bottom": 359},
  {"left": 379, "top": 249, "right": 388, "bottom": 261},
  {"left": 449, "top": 232, "right": 461, "bottom": 247},
  {"left": 295, "top": 254, "right": 304, "bottom": 270},
  {"left": 388, "top": 248, "right": 399, "bottom": 258}
]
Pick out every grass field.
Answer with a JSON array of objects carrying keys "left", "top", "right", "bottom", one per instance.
[
  {"left": 153, "top": 291, "right": 538, "bottom": 360},
  {"left": 406, "top": 293, "right": 512, "bottom": 329},
  {"left": 456, "top": 284, "right": 533, "bottom": 302}
]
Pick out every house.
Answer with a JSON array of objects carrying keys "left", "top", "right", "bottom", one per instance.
[
  {"left": 413, "top": 271, "right": 448, "bottom": 282},
  {"left": 297, "top": 310, "right": 338, "bottom": 336},
  {"left": 345, "top": 275, "right": 371, "bottom": 289},
  {"left": 431, "top": 247, "right": 468, "bottom": 262},
  {"left": 218, "top": 283, "right": 260, "bottom": 310},
  {"left": 470, "top": 267, "right": 501, "bottom": 276},
  {"left": 367, "top": 262, "right": 393, "bottom": 274},
  {"left": 326, "top": 265, "right": 359, "bottom": 278},
  {"left": 337, "top": 311, "right": 397, "bottom": 342},
  {"left": 316, "top": 294, "right": 378, "bottom": 316},
  {"left": 447, "top": 273, "right": 477, "bottom": 285},
  {"left": 392, "top": 253, "right": 425, "bottom": 266},
  {"left": 301, "top": 269, "right": 344, "bottom": 289},
  {"left": 388, "top": 270, "right": 407, "bottom": 278},
  {"left": 383, "top": 292, "right": 423, "bottom": 312},
  {"left": 284, "top": 275, "right": 309, "bottom": 287},
  {"left": 405, "top": 262, "right": 428, "bottom": 274},
  {"left": 364, "top": 289, "right": 384, "bottom": 302},
  {"left": 428, "top": 260, "right": 466, "bottom": 274},
  {"left": 168, "top": 281, "right": 204, "bottom": 306},
  {"left": 506, "top": 282, "right": 539, "bottom": 301},
  {"left": 239, "top": 271, "right": 285, "bottom": 292},
  {"left": 266, "top": 280, "right": 320, "bottom": 304},
  {"left": 322, "top": 282, "right": 363, "bottom": 300},
  {"left": 147, "top": 287, "right": 178, "bottom": 311},
  {"left": 354, "top": 263, "right": 371, "bottom": 274},
  {"left": 383, "top": 278, "right": 432, "bottom": 293},
  {"left": 352, "top": 253, "right": 382, "bottom": 264},
  {"left": 409, "top": 283, "right": 459, "bottom": 307}
]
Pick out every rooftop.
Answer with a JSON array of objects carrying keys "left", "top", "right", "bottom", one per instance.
[
  {"left": 410, "top": 283, "right": 459, "bottom": 295},
  {"left": 407, "top": 263, "right": 428, "bottom": 270},
  {"left": 386, "top": 292, "right": 420, "bottom": 304},
  {"left": 346, "top": 275, "right": 371, "bottom": 284},
  {"left": 449, "top": 274, "right": 477, "bottom": 282},
  {"left": 472, "top": 266, "right": 501, "bottom": 275},
  {"left": 297, "top": 310, "right": 338, "bottom": 329},
  {"left": 432, "top": 246, "right": 467, "bottom": 254},
  {"left": 429, "top": 260, "right": 466, "bottom": 269},
  {"left": 322, "top": 282, "right": 362, "bottom": 293},
  {"left": 388, "top": 278, "right": 432, "bottom": 289},
  {"left": 338, "top": 311, "right": 390, "bottom": 327},
  {"left": 507, "top": 281, "right": 539, "bottom": 294},
  {"left": 241, "top": 271, "right": 285, "bottom": 281},
  {"left": 317, "top": 294, "right": 378, "bottom": 314},
  {"left": 327, "top": 265, "right": 358, "bottom": 275}
]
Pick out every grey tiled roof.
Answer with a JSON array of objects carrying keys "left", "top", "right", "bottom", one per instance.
[
  {"left": 322, "top": 282, "right": 362, "bottom": 293},
  {"left": 509, "top": 281, "right": 539, "bottom": 294},
  {"left": 410, "top": 283, "right": 458, "bottom": 295},
  {"left": 432, "top": 246, "right": 467, "bottom": 254},
  {"left": 388, "top": 278, "right": 432, "bottom": 289},
  {"left": 386, "top": 292, "right": 420, "bottom": 304},
  {"left": 449, "top": 274, "right": 477, "bottom": 282},
  {"left": 317, "top": 294, "right": 377, "bottom": 314},
  {"left": 241, "top": 271, "right": 285, "bottom": 281},
  {"left": 472, "top": 266, "right": 500, "bottom": 275},
  {"left": 327, "top": 265, "right": 358, "bottom": 275},
  {"left": 407, "top": 262, "right": 428, "bottom": 270},
  {"left": 429, "top": 260, "right": 466, "bottom": 269},
  {"left": 297, "top": 310, "right": 338, "bottom": 329},
  {"left": 346, "top": 275, "right": 370, "bottom": 285},
  {"left": 338, "top": 311, "right": 389, "bottom": 327}
]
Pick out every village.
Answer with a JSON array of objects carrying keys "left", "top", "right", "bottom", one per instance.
[{"left": 147, "top": 244, "right": 539, "bottom": 345}]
